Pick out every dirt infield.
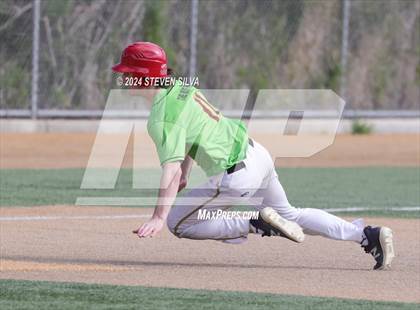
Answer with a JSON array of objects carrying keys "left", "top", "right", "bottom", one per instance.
[
  {"left": 0, "top": 206, "right": 419, "bottom": 303},
  {"left": 1, "top": 133, "right": 419, "bottom": 169}
]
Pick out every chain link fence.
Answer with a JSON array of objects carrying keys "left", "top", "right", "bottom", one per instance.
[{"left": 0, "top": 0, "right": 419, "bottom": 116}]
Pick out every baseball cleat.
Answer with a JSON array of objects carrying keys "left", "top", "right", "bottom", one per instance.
[
  {"left": 361, "top": 226, "right": 395, "bottom": 270},
  {"left": 250, "top": 207, "right": 305, "bottom": 243}
]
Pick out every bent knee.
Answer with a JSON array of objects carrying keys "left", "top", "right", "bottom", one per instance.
[
  {"left": 274, "top": 204, "right": 301, "bottom": 222},
  {"left": 166, "top": 213, "right": 178, "bottom": 235}
]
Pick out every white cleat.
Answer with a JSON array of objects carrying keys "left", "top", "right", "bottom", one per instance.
[{"left": 250, "top": 207, "right": 305, "bottom": 243}]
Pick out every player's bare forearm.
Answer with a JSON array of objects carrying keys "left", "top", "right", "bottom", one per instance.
[
  {"left": 180, "top": 155, "right": 193, "bottom": 178},
  {"left": 150, "top": 162, "right": 182, "bottom": 220},
  {"left": 133, "top": 161, "right": 181, "bottom": 238},
  {"left": 178, "top": 155, "right": 193, "bottom": 192},
  {"left": 153, "top": 163, "right": 182, "bottom": 220}
]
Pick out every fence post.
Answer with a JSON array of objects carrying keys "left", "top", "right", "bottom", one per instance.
[
  {"left": 189, "top": 0, "right": 198, "bottom": 78},
  {"left": 31, "top": 0, "right": 41, "bottom": 119},
  {"left": 340, "top": 0, "right": 350, "bottom": 104}
]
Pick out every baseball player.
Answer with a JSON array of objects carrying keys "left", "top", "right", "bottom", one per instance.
[{"left": 112, "top": 42, "right": 394, "bottom": 270}]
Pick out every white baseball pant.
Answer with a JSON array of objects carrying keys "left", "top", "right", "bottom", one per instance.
[{"left": 167, "top": 140, "right": 364, "bottom": 244}]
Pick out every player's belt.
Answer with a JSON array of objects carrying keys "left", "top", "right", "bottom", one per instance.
[{"left": 226, "top": 138, "right": 254, "bottom": 174}]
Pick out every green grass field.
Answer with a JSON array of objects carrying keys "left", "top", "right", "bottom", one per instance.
[
  {"left": 1, "top": 167, "right": 419, "bottom": 217},
  {"left": 0, "top": 279, "right": 418, "bottom": 310}
]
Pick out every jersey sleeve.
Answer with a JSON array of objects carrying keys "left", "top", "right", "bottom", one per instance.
[{"left": 148, "top": 121, "right": 186, "bottom": 165}]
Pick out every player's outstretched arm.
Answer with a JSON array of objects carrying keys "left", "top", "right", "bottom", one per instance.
[
  {"left": 133, "top": 161, "right": 182, "bottom": 238},
  {"left": 178, "top": 155, "right": 193, "bottom": 192}
]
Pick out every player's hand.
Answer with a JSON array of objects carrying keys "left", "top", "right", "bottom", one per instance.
[
  {"left": 178, "top": 176, "right": 188, "bottom": 192},
  {"left": 132, "top": 217, "right": 165, "bottom": 238}
]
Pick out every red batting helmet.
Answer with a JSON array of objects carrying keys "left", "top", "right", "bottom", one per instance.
[{"left": 112, "top": 42, "right": 168, "bottom": 77}]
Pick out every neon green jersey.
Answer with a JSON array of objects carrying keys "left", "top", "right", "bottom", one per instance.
[{"left": 147, "top": 81, "right": 248, "bottom": 176}]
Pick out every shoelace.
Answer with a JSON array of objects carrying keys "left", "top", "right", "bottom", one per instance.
[
  {"left": 360, "top": 236, "right": 371, "bottom": 253},
  {"left": 361, "top": 240, "right": 379, "bottom": 258}
]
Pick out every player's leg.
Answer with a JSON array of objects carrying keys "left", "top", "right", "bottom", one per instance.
[
  {"left": 166, "top": 175, "right": 251, "bottom": 242},
  {"left": 251, "top": 139, "right": 394, "bottom": 268},
  {"left": 256, "top": 169, "right": 365, "bottom": 242},
  {"left": 247, "top": 139, "right": 365, "bottom": 242},
  {"left": 167, "top": 139, "right": 266, "bottom": 242},
  {"left": 168, "top": 178, "right": 304, "bottom": 243}
]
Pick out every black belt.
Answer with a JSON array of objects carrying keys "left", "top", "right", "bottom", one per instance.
[{"left": 226, "top": 138, "right": 254, "bottom": 174}]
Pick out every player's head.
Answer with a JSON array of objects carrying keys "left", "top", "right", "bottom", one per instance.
[{"left": 112, "top": 41, "right": 171, "bottom": 89}]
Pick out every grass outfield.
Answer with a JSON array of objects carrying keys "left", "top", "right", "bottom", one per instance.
[
  {"left": 0, "top": 167, "right": 419, "bottom": 217},
  {"left": 0, "top": 280, "right": 418, "bottom": 310}
]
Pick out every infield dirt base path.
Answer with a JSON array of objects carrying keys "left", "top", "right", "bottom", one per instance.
[
  {"left": 1, "top": 206, "right": 419, "bottom": 303},
  {"left": 1, "top": 133, "right": 419, "bottom": 168}
]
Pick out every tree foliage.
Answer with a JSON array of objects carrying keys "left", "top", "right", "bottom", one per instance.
[{"left": 0, "top": 0, "right": 418, "bottom": 110}]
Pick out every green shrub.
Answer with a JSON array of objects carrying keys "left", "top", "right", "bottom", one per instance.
[{"left": 351, "top": 120, "right": 373, "bottom": 135}]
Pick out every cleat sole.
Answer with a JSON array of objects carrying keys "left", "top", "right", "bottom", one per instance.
[
  {"left": 378, "top": 227, "right": 395, "bottom": 270},
  {"left": 260, "top": 207, "right": 305, "bottom": 243}
]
